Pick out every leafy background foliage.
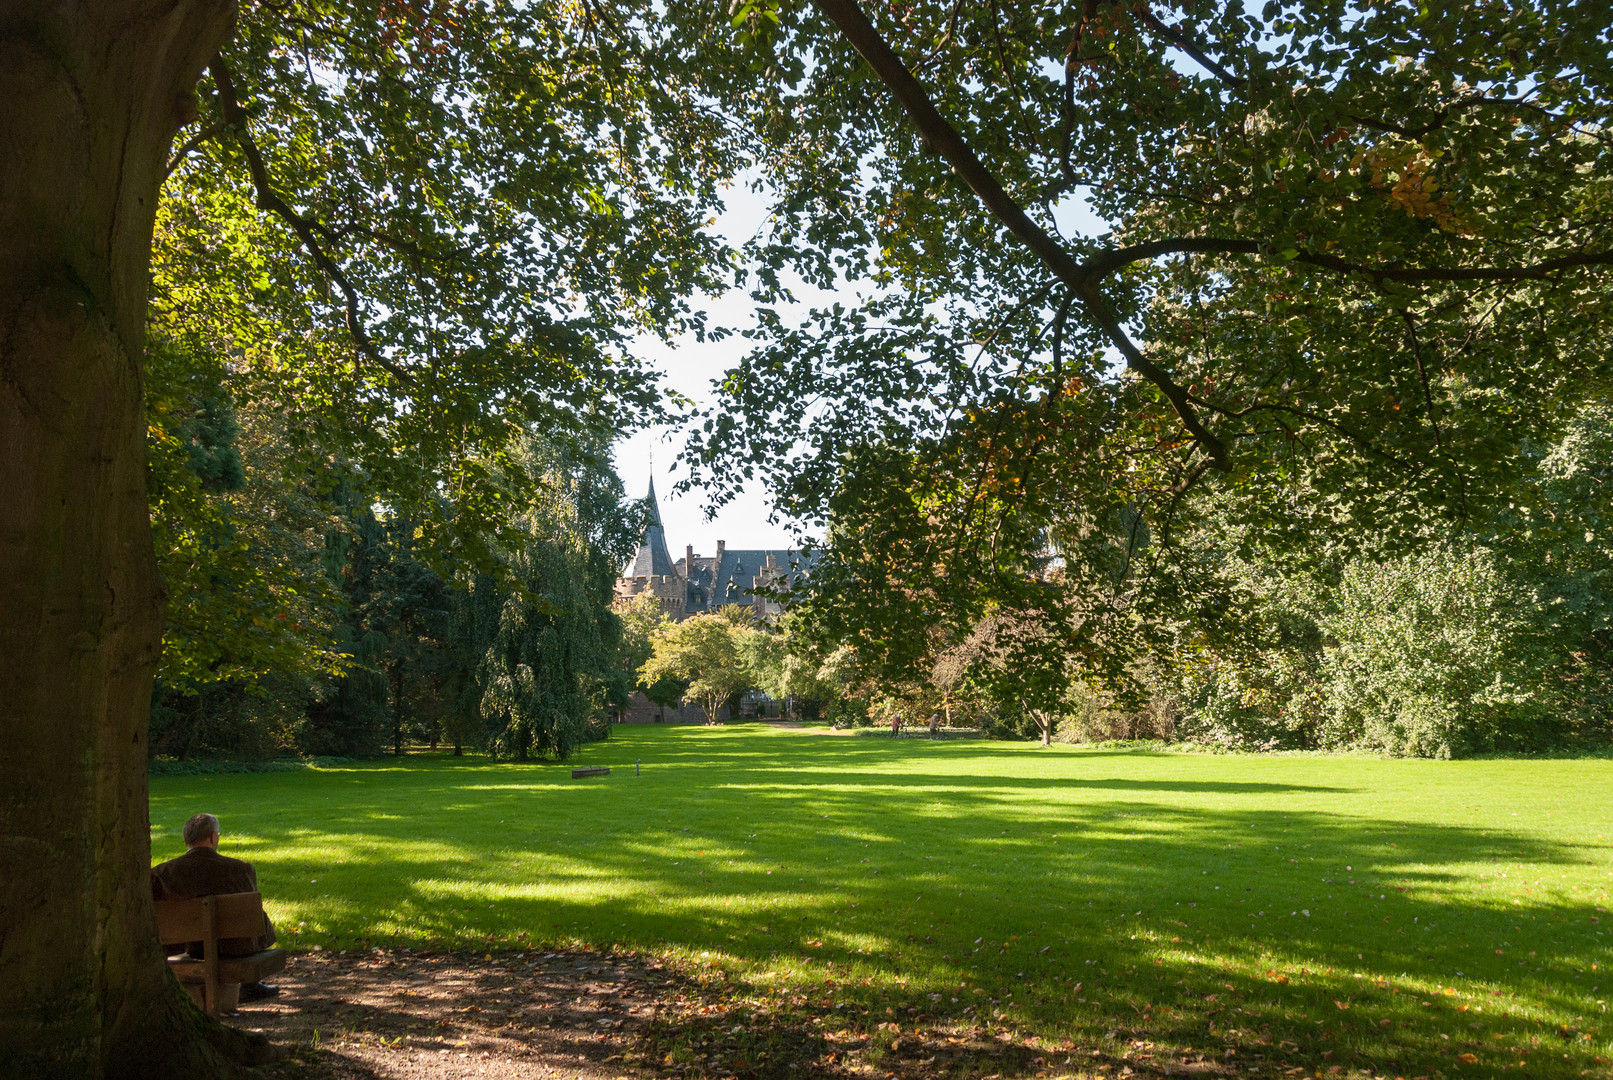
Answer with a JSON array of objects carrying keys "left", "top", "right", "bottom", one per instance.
[{"left": 674, "top": 0, "right": 1613, "bottom": 754}]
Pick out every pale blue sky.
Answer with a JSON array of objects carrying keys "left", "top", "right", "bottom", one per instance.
[{"left": 612, "top": 175, "right": 838, "bottom": 553}]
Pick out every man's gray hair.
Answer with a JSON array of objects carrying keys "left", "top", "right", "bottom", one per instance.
[{"left": 182, "top": 813, "right": 220, "bottom": 847}]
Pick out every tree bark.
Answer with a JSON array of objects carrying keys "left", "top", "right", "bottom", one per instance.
[
  {"left": 0, "top": 3, "right": 267, "bottom": 1077},
  {"left": 390, "top": 664, "right": 405, "bottom": 755}
]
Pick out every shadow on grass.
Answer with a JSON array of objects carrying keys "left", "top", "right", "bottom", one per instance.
[{"left": 153, "top": 731, "right": 1613, "bottom": 1079}]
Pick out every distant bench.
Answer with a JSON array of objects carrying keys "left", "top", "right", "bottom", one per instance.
[
  {"left": 571, "top": 766, "right": 610, "bottom": 778},
  {"left": 154, "top": 891, "right": 285, "bottom": 1017}
]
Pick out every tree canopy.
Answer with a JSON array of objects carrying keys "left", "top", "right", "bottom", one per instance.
[
  {"left": 684, "top": 0, "right": 1613, "bottom": 696},
  {"left": 158, "top": 0, "right": 754, "bottom": 562}
]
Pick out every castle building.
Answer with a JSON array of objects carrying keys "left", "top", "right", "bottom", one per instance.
[{"left": 614, "top": 478, "right": 812, "bottom": 620}]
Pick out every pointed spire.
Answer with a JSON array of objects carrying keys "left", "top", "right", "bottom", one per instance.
[
  {"left": 625, "top": 471, "right": 676, "bottom": 577},
  {"left": 644, "top": 475, "right": 663, "bottom": 525}
]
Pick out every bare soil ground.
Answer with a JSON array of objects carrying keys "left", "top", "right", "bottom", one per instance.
[
  {"left": 236, "top": 950, "right": 1224, "bottom": 1080},
  {"left": 243, "top": 948, "right": 662, "bottom": 1079}
]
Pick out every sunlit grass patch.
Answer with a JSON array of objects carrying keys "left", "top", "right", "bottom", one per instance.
[{"left": 151, "top": 725, "right": 1613, "bottom": 1077}]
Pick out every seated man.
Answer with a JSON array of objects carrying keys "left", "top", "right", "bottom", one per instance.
[{"left": 151, "top": 812, "right": 280, "bottom": 1002}]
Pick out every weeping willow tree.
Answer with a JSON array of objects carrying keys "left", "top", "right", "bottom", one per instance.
[{"left": 473, "top": 434, "right": 639, "bottom": 761}]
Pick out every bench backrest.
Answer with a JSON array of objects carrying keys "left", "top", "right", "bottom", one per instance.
[{"left": 155, "top": 891, "right": 265, "bottom": 946}]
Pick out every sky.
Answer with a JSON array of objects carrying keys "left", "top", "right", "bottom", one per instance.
[
  {"left": 611, "top": 176, "right": 828, "bottom": 554},
  {"left": 613, "top": 330, "right": 802, "bottom": 556}
]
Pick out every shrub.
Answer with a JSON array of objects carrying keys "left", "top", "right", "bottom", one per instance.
[{"left": 1318, "top": 545, "right": 1565, "bottom": 758}]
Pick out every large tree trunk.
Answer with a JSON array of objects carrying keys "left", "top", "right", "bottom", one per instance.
[{"left": 0, "top": 3, "right": 265, "bottom": 1077}]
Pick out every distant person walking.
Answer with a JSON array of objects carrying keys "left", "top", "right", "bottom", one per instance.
[
  {"left": 890, "top": 715, "right": 901, "bottom": 738},
  {"left": 928, "top": 712, "right": 940, "bottom": 740}
]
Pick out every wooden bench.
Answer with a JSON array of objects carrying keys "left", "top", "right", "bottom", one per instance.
[
  {"left": 154, "top": 891, "right": 285, "bottom": 1017},
  {"left": 570, "top": 765, "right": 610, "bottom": 778}
]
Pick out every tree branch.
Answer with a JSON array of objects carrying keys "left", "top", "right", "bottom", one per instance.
[
  {"left": 164, "top": 121, "right": 229, "bottom": 182},
  {"left": 1295, "top": 248, "right": 1613, "bottom": 283},
  {"left": 1132, "top": 7, "right": 1244, "bottom": 89},
  {"left": 1399, "top": 309, "right": 1443, "bottom": 450},
  {"left": 211, "top": 56, "right": 415, "bottom": 388},
  {"left": 1082, "top": 235, "right": 1613, "bottom": 287},
  {"left": 1058, "top": 0, "right": 1102, "bottom": 191},
  {"left": 1153, "top": 452, "right": 1218, "bottom": 549},
  {"left": 1346, "top": 94, "right": 1553, "bottom": 140},
  {"left": 1082, "top": 237, "right": 1260, "bottom": 279},
  {"left": 813, "top": 0, "right": 1231, "bottom": 470},
  {"left": 1198, "top": 398, "right": 1409, "bottom": 468}
]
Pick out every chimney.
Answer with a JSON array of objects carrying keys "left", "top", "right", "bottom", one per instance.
[
  {"left": 766, "top": 553, "right": 777, "bottom": 570},
  {"left": 686, "top": 544, "right": 694, "bottom": 573},
  {"left": 716, "top": 539, "right": 726, "bottom": 564}
]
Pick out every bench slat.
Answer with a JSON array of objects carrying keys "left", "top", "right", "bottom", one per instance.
[
  {"left": 153, "top": 900, "right": 209, "bottom": 944},
  {"left": 168, "top": 949, "right": 286, "bottom": 985},
  {"left": 207, "top": 891, "right": 273, "bottom": 939},
  {"left": 155, "top": 891, "right": 267, "bottom": 944}
]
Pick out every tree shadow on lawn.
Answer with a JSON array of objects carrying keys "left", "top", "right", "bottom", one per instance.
[
  {"left": 376, "top": 728, "right": 1361, "bottom": 797},
  {"left": 156, "top": 758, "right": 1613, "bottom": 1080},
  {"left": 696, "top": 769, "right": 1349, "bottom": 795}
]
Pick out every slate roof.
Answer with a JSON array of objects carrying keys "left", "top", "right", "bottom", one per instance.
[
  {"left": 682, "top": 548, "right": 814, "bottom": 613},
  {"left": 624, "top": 478, "right": 677, "bottom": 577}
]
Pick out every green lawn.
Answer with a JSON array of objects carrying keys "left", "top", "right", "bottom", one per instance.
[{"left": 150, "top": 726, "right": 1613, "bottom": 1077}]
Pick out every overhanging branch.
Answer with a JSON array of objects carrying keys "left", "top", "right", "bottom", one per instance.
[
  {"left": 1082, "top": 237, "right": 1260, "bottom": 279},
  {"left": 164, "top": 122, "right": 229, "bottom": 182},
  {"left": 1075, "top": 237, "right": 1613, "bottom": 286},
  {"left": 211, "top": 56, "right": 414, "bottom": 388},
  {"left": 1132, "top": 7, "right": 1244, "bottom": 89},
  {"left": 812, "top": 0, "right": 1232, "bottom": 470},
  {"left": 1296, "top": 249, "right": 1613, "bottom": 283},
  {"left": 811, "top": 0, "right": 1613, "bottom": 477}
]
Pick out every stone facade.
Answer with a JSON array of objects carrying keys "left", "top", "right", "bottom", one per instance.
[{"left": 614, "top": 479, "right": 812, "bottom": 621}]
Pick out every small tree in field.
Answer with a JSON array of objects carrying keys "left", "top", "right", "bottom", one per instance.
[
  {"left": 614, "top": 592, "right": 684, "bottom": 720},
  {"left": 639, "top": 611, "right": 756, "bottom": 724},
  {"left": 963, "top": 608, "right": 1086, "bottom": 747},
  {"left": 611, "top": 593, "right": 663, "bottom": 676}
]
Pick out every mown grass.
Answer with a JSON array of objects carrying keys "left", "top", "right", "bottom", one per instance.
[{"left": 150, "top": 725, "right": 1613, "bottom": 1077}]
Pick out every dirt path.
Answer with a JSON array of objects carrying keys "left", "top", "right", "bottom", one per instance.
[
  {"left": 763, "top": 722, "right": 858, "bottom": 736},
  {"left": 234, "top": 949, "right": 1231, "bottom": 1079},
  {"left": 243, "top": 949, "right": 667, "bottom": 1079}
]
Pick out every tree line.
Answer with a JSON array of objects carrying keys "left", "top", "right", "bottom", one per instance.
[{"left": 146, "top": 355, "right": 648, "bottom": 763}]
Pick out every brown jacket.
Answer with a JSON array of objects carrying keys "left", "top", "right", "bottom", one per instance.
[{"left": 151, "top": 847, "right": 277, "bottom": 956}]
